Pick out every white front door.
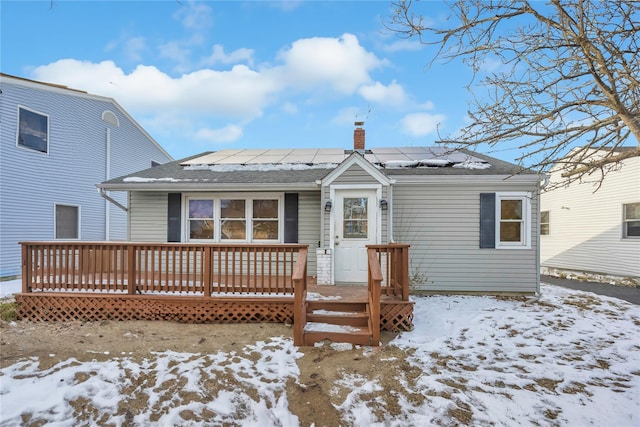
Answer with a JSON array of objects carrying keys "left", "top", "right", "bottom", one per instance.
[{"left": 333, "top": 189, "right": 378, "bottom": 283}]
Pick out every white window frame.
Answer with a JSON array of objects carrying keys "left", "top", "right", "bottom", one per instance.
[
  {"left": 182, "top": 193, "right": 284, "bottom": 243},
  {"left": 54, "top": 203, "right": 80, "bottom": 240},
  {"left": 540, "top": 210, "right": 550, "bottom": 236},
  {"left": 495, "top": 192, "right": 532, "bottom": 249},
  {"left": 622, "top": 202, "right": 640, "bottom": 239},
  {"left": 17, "top": 105, "right": 49, "bottom": 154}
]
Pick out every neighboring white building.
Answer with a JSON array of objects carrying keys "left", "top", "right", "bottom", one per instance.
[
  {"left": 540, "top": 148, "right": 640, "bottom": 282},
  {"left": 0, "top": 74, "right": 173, "bottom": 278}
]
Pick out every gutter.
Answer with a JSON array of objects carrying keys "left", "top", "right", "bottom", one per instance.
[
  {"left": 98, "top": 188, "right": 128, "bottom": 212},
  {"left": 96, "top": 182, "right": 321, "bottom": 192}
]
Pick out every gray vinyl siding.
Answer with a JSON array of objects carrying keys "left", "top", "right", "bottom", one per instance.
[
  {"left": 332, "top": 164, "right": 379, "bottom": 184},
  {"left": 129, "top": 190, "right": 321, "bottom": 275},
  {"left": 298, "top": 191, "right": 321, "bottom": 276},
  {"left": 541, "top": 157, "right": 640, "bottom": 278},
  {"left": 129, "top": 192, "right": 169, "bottom": 242},
  {"left": 0, "top": 77, "right": 171, "bottom": 277},
  {"left": 392, "top": 180, "right": 539, "bottom": 293}
]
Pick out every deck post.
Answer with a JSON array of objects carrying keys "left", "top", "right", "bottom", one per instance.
[
  {"left": 21, "top": 243, "right": 31, "bottom": 293},
  {"left": 367, "top": 248, "right": 382, "bottom": 346},
  {"left": 292, "top": 247, "right": 308, "bottom": 346},
  {"left": 127, "top": 244, "right": 136, "bottom": 295},
  {"left": 204, "top": 246, "right": 212, "bottom": 297}
]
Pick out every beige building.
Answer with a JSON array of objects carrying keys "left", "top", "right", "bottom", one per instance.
[{"left": 540, "top": 148, "right": 640, "bottom": 282}]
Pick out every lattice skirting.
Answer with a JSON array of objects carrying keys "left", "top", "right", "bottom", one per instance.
[
  {"left": 16, "top": 294, "right": 294, "bottom": 324},
  {"left": 15, "top": 293, "right": 414, "bottom": 332},
  {"left": 381, "top": 301, "right": 414, "bottom": 332}
]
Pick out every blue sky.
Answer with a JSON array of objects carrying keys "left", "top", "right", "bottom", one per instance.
[{"left": 2, "top": 1, "right": 497, "bottom": 162}]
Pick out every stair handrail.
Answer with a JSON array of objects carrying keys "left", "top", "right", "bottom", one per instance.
[
  {"left": 292, "top": 247, "right": 308, "bottom": 346},
  {"left": 367, "top": 247, "right": 383, "bottom": 346}
]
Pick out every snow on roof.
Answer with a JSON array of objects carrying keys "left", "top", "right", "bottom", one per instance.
[
  {"left": 183, "top": 163, "right": 340, "bottom": 172},
  {"left": 180, "top": 147, "right": 490, "bottom": 171}
]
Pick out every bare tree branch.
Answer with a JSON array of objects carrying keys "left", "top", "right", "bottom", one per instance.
[{"left": 387, "top": 0, "right": 639, "bottom": 189}]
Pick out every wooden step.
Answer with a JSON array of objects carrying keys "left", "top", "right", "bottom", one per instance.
[
  {"left": 306, "top": 301, "right": 367, "bottom": 312},
  {"left": 306, "top": 309, "right": 369, "bottom": 327},
  {"left": 303, "top": 323, "right": 372, "bottom": 346}
]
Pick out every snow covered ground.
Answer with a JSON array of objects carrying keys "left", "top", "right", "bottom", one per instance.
[{"left": 1, "top": 280, "right": 638, "bottom": 426}]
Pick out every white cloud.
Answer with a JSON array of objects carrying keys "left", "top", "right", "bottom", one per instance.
[
  {"left": 174, "top": 1, "right": 212, "bottom": 31},
  {"left": 194, "top": 124, "right": 243, "bottom": 143},
  {"left": 281, "top": 102, "right": 298, "bottom": 114},
  {"left": 358, "top": 80, "right": 406, "bottom": 106},
  {"left": 123, "top": 37, "right": 146, "bottom": 62},
  {"left": 331, "top": 107, "right": 362, "bottom": 125},
  {"left": 32, "top": 60, "right": 277, "bottom": 119},
  {"left": 400, "top": 112, "right": 446, "bottom": 136},
  {"left": 202, "top": 44, "right": 254, "bottom": 66},
  {"left": 274, "top": 33, "right": 387, "bottom": 94},
  {"left": 381, "top": 39, "right": 423, "bottom": 53}
]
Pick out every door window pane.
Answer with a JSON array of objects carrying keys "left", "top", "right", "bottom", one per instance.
[{"left": 343, "top": 197, "right": 368, "bottom": 239}]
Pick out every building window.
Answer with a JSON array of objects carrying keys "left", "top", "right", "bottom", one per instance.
[
  {"left": 188, "top": 199, "right": 214, "bottom": 240},
  {"left": 623, "top": 202, "right": 640, "bottom": 238},
  {"left": 253, "top": 199, "right": 279, "bottom": 240},
  {"left": 221, "top": 199, "right": 246, "bottom": 240},
  {"left": 540, "top": 211, "right": 550, "bottom": 235},
  {"left": 185, "top": 194, "right": 281, "bottom": 242},
  {"left": 18, "top": 106, "right": 49, "bottom": 154},
  {"left": 55, "top": 204, "right": 79, "bottom": 239},
  {"left": 496, "top": 193, "right": 531, "bottom": 249}
]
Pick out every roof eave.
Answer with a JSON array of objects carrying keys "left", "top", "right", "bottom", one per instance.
[{"left": 96, "top": 182, "right": 321, "bottom": 192}]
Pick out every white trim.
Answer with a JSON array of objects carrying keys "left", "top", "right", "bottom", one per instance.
[
  {"left": 495, "top": 192, "right": 532, "bottom": 250},
  {"left": 16, "top": 105, "right": 49, "bottom": 155},
  {"left": 330, "top": 186, "right": 382, "bottom": 284},
  {"left": 322, "top": 153, "right": 393, "bottom": 186},
  {"left": 101, "top": 110, "right": 120, "bottom": 127},
  {"left": 622, "top": 201, "right": 640, "bottom": 239},
  {"left": 54, "top": 203, "right": 81, "bottom": 240},
  {"left": 391, "top": 174, "right": 540, "bottom": 184},
  {"left": 181, "top": 192, "right": 284, "bottom": 243}
]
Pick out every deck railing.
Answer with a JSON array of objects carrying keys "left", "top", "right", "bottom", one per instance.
[
  {"left": 292, "top": 248, "right": 308, "bottom": 346},
  {"left": 21, "top": 242, "right": 308, "bottom": 296},
  {"left": 368, "top": 244, "right": 410, "bottom": 301},
  {"left": 367, "top": 247, "right": 383, "bottom": 345}
]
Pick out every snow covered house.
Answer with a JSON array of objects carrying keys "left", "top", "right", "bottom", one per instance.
[
  {"left": 98, "top": 123, "right": 543, "bottom": 294},
  {"left": 0, "top": 73, "right": 173, "bottom": 278},
  {"left": 540, "top": 148, "right": 640, "bottom": 282}
]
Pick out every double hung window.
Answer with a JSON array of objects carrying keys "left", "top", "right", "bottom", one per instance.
[
  {"left": 495, "top": 192, "right": 532, "bottom": 249},
  {"left": 623, "top": 203, "right": 640, "bottom": 238}
]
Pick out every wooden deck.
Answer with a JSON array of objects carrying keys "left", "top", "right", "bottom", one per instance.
[{"left": 17, "top": 242, "right": 414, "bottom": 345}]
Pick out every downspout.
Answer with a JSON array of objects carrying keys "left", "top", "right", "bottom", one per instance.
[
  {"left": 98, "top": 187, "right": 128, "bottom": 212},
  {"left": 105, "top": 128, "right": 110, "bottom": 240},
  {"left": 535, "top": 174, "right": 551, "bottom": 298},
  {"left": 388, "top": 184, "right": 394, "bottom": 243}
]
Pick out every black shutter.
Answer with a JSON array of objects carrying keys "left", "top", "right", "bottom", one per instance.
[
  {"left": 479, "top": 193, "right": 496, "bottom": 248},
  {"left": 284, "top": 193, "right": 298, "bottom": 243},
  {"left": 167, "top": 193, "right": 182, "bottom": 242}
]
